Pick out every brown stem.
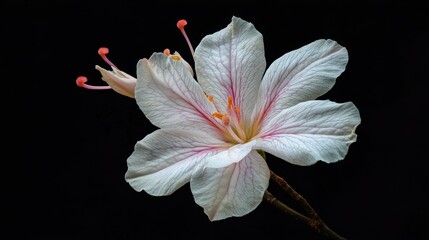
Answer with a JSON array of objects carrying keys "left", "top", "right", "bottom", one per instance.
[
  {"left": 265, "top": 171, "right": 347, "bottom": 240},
  {"left": 263, "top": 190, "right": 314, "bottom": 225},
  {"left": 270, "top": 170, "right": 320, "bottom": 220}
]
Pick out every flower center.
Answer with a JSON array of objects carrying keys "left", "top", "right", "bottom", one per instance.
[{"left": 209, "top": 96, "right": 248, "bottom": 144}]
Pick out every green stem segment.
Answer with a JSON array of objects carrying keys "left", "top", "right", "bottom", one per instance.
[{"left": 264, "top": 170, "right": 347, "bottom": 240}]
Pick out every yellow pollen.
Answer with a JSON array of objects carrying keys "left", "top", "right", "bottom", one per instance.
[
  {"left": 171, "top": 55, "right": 181, "bottom": 60},
  {"left": 212, "top": 112, "right": 224, "bottom": 119},
  {"left": 208, "top": 95, "right": 214, "bottom": 102}
]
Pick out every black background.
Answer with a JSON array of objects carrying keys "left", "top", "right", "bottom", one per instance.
[{"left": 3, "top": 1, "right": 427, "bottom": 239}]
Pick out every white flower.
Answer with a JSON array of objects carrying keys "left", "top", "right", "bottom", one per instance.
[{"left": 125, "top": 16, "right": 361, "bottom": 221}]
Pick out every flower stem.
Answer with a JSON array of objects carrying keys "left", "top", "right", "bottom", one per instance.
[
  {"left": 270, "top": 170, "right": 319, "bottom": 220},
  {"left": 264, "top": 171, "right": 347, "bottom": 240}
]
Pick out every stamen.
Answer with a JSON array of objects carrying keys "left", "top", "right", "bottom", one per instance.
[
  {"left": 171, "top": 55, "right": 181, "bottom": 60},
  {"left": 212, "top": 112, "right": 224, "bottom": 120},
  {"left": 209, "top": 96, "right": 247, "bottom": 143},
  {"left": 227, "top": 96, "right": 233, "bottom": 109},
  {"left": 98, "top": 47, "right": 117, "bottom": 68},
  {"left": 76, "top": 76, "right": 112, "bottom": 90},
  {"left": 205, "top": 93, "right": 214, "bottom": 103},
  {"left": 176, "top": 19, "right": 195, "bottom": 56},
  {"left": 225, "top": 125, "right": 244, "bottom": 144},
  {"left": 229, "top": 112, "right": 246, "bottom": 140},
  {"left": 164, "top": 48, "right": 181, "bottom": 60},
  {"left": 222, "top": 115, "right": 230, "bottom": 126}
]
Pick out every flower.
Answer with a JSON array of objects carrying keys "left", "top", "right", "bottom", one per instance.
[{"left": 123, "top": 16, "right": 361, "bottom": 221}]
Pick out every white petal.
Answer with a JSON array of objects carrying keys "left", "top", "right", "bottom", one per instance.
[
  {"left": 195, "top": 16, "right": 265, "bottom": 122},
  {"left": 256, "top": 100, "right": 361, "bottom": 166},
  {"left": 191, "top": 150, "right": 270, "bottom": 221},
  {"left": 172, "top": 51, "right": 194, "bottom": 76},
  {"left": 252, "top": 39, "right": 348, "bottom": 126},
  {"left": 125, "top": 129, "right": 227, "bottom": 196},
  {"left": 135, "top": 53, "right": 220, "bottom": 136},
  {"left": 205, "top": 141, "right": 256, "bottom": 168},
  {"left": 95, "top": 65, "right": 136, "bottom": 98}
]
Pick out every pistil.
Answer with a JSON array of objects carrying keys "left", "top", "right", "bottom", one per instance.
[
  {"left": 177, "top": 19, "right": 195, "bottom": 57},
  {"left": 76, "top": 47, "right": 120, "bottom": 90}
]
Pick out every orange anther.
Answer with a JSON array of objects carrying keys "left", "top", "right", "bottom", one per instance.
[
  {"left": 227, "top": 96, "right": 233, "bottom": 109},
  {"left": 212, "top": 112, "right": 224, "bottom": 119},
  {"left": 163, "top": 48, "right": 171, "bottom": 55},
  {"left": 171, "top": 55, "right": 181, "bottom": 60},
  {"left": 208, "top": 95, "right": 214, "bottom": 102},
  {"left": 222, "top": 115, "right": 230, "bottom": 126}
]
